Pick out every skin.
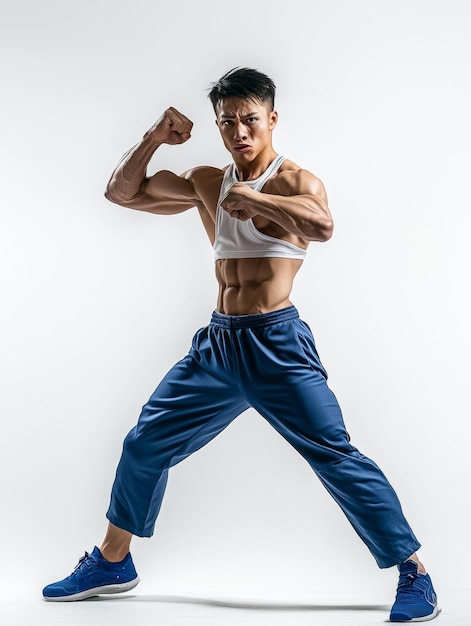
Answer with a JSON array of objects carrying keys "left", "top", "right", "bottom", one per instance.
[
  {"left": 105, "top": 98, "right": 333, "bottom": 314},
  {"left": 101, "top": 97, "right": 427, "bottom": 575}
]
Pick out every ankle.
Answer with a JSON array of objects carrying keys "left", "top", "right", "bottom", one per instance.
[
  {"left": 405, "top": 553, "right": 427, "bottom": 575},
  {"left": 99, "top": 523, "right": 133, "bottom": 562},
  {"left": 99, "top": 545, "right": 130, "bottom": 563}
]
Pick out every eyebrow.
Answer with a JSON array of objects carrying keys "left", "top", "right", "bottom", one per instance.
[{"left": 219, "top": 112, "right": 259, "bottom": 119}]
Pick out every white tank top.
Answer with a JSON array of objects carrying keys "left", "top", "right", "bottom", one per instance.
[{"left": 213, "top": 155, "right": 308, "bottom": 261}]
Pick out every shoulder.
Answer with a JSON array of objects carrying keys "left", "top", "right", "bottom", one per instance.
[
  {"left": 181, "top": 166, "right": 226, "bottom": 199},
  {"left": 183, "top": 165, "right": 225, "bottom": 185},
  {"left": 180, "top": 166, "right": 227, "bottom": 214},
  {"left": 268, "top": 158, "right": 327, "bottom": 198}
]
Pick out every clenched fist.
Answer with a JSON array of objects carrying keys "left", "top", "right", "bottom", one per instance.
[
  {"left": 147, "top": 107, "right": 193, "bottom": 145},
  {"left": 221, "top": 183, "right": 259, "bottom": 221}
]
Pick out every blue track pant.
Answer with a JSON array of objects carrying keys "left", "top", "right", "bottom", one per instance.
[{"left": 107, "top": 306, "right": 420, "bottom": 568}]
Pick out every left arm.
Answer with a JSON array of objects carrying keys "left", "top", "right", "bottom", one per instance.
[{"left": 221, "top": 169, "right": 333, "bottom": 242}]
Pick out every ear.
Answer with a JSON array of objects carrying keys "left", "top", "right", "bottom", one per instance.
[{"left": 269, "top": 110, "right": 278, "bottom": 130}]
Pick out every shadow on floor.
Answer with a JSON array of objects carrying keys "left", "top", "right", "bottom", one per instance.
[{"left": 86, "top": 594, "right": 390, "bottom": 612}]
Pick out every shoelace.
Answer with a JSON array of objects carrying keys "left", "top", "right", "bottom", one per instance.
[
  {"left": 71, "top": 551, "right": 99, "bottom": 576},
  {"left": 396, "top": 572, "right": 428, "bottom": 598}
]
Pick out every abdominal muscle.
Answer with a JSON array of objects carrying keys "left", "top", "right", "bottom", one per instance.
[{"left": 215, "top": 257, "right": 303, "bottom": 315}]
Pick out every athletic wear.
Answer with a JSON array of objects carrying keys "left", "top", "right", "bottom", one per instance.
[
  {"left": 213, "top": 155, "right": 307, "bottom": 261},
  {"left": 390, "top": 560, "right": 440, "bottom": 622},
  {"left": 107, "top": 306, "right": 420, "bottom": 569},
  {"left": 42, "top": 546, "right": 139, "bottom": 601}
]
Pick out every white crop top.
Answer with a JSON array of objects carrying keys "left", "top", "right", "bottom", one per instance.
[{"left": 213, "top": 155, "right": 308, "bottom": 261}]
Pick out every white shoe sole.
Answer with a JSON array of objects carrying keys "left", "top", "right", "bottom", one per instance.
[{"left": 43, "top": 576, "right": 140, "bottom": 602}]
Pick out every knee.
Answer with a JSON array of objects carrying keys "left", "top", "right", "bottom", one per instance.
[{"left": 121, "top": 426, "right": 165, "bottom": 464}]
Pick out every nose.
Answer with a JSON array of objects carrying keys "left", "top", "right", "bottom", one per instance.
[{"left": 234, "top": 122, "right": 248, "bottom": 142}]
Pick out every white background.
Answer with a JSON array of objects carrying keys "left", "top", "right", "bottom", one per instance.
[{"left": 1, "top": 0, "right": 470, "bottom": 603}]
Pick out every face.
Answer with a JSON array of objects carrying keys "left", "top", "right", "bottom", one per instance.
[{"left": 215, "top": 97, "right": 278, "bottom": 162}]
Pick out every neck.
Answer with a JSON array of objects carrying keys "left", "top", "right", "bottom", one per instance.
[{"left": 234, "top": 149, "right": 278, "bottom": 181}]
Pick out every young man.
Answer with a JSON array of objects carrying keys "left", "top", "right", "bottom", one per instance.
[{"left": 43, "top": 67, "right": 439, "bottom": 622}]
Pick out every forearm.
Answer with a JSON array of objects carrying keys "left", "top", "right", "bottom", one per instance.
[
  {"left": 252, "top": 192, "right": 333, "bottom": 241},
  {"left": 105, "top": 131, "right": 162, "bottom": 203}
]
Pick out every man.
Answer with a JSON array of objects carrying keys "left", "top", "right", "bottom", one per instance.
[{"left": 43, "top": 67, "right": 439, "bottom": 622}]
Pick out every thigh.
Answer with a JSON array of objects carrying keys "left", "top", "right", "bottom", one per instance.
[
  {"left": 133, "top": 328, "right": 249, "bottom": 466},
  {"left": 242, "top": 318, "right": 357, "bottom": 467}
]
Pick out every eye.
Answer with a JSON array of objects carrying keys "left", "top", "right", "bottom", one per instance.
[{"left": 246, "top": 117, "right": 258, "bottom": 123}]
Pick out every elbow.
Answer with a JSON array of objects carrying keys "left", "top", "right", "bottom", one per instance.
[
  {"left": 319, "top": 219, "right": 334, "bottom": 242},
  {"left": 104, "top": 180, "right": 121, "bottom": 205},
  {"left": 104, "top": 190, "right": 125, "bottom": 206},
  {"left": 307, "top": 218, "right": 333, "bottom": 242},
  {"left": 104, "top": 180, "right": 136, "bottom": 206},
  {"left": 104, "top": 188, "right": 117, "bottom": 204}
]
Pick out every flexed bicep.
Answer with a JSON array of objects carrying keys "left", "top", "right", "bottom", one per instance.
[
  {"left": 137, "top": 169, "right": 199, "bottom": 214},
  {"left": 105, "top": 107, "right": 195, "bottom": 211}
]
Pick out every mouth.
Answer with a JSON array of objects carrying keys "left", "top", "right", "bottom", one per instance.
[{"left": 233, "top": 144, "right": 250, "bottom": 153}]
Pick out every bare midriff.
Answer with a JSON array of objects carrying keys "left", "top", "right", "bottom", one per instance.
[{"left": 215, "top": 257, "right": 303, "bottom": 315}]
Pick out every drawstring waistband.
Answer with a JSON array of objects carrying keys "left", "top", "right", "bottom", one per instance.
[{"left": 210, "top": 305, "right": 299, "bottom": 329}]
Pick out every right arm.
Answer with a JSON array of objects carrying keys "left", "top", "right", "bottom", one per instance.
[{"left": 104, "top": 107, "right": 199, "bottom": 214}]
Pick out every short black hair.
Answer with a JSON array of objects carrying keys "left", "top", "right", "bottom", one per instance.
[{"left": 207, "top": 67, "right": 276, "bottom": 112}]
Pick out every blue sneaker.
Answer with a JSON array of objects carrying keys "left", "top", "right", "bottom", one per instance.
[
  {"left": 43, "top": 546, "right": 140, "bottom": 601},
  {"left": 390, "top": 560, "right": 440, "bottom": 622}
]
